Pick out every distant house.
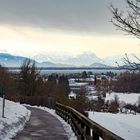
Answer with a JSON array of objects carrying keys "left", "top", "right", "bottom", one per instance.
[
  {"left": 69, "top": 79, "right": 89, "bottom": 93},
  {"left": 75, "top": 78, "right": 95, "bottom": 85},
  {"left": 96, "top": 75, "right": 108, "bottom": 80},
  {"left": 85, "top": 86, "right": 95, "bottom": 93}
]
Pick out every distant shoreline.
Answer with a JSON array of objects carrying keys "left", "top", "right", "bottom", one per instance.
[
  {"left": 7, "top": 67, "right": 127, "bottom": 74},
  {"left": 6, "top": 67, "right": 127, "bottom": 71}
]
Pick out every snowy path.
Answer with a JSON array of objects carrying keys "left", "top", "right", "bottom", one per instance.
[{"left": 13, "top": 107, "right": 68, "bottom": 140}]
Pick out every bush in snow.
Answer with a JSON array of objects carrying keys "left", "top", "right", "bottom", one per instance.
[
  {"left": 123, "top": 104, "right": 138, "bottom": 114},
  {"left": 137, "top": 96, "right": 140, "bottom": 106},
  {"left": 91, "top": 97, "right": 105, "bottom": 112},
  {"left": 119, "top": 101, "right": 126, "bottom": 113}
]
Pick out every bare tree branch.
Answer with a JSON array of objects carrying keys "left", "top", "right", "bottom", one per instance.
[
  {"left": 110, "top": 0, "right": 140, "bottom": 71},
  {"left": 123, "top": 54, "right": 140, "bottom": 72},
  {"left": 110, "top": 0, "right": 140, "bottom": 38}
]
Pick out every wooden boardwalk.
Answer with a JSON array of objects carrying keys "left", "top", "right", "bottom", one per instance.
[{"left": 13, "top": 107, "right": 68, "bottom": 140}]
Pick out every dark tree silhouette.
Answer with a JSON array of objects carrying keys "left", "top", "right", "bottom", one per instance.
[
  {"left": 58, "top": 75, "right": 70, "bottom": 96},
  {"left": 0, "top": 65, "right": 16, "bottom": 98},
  {"left": 82, "top": 71, "right": 88, "bottom": 78},
  {"left": 18, "top": 59, "right": 40, "bottom": 96},
  {"left": 110, "top": 0, "right": 140, "bottom": 38},
  {"left": 110, "top": 0, "right": 140, "bottom": 71}
]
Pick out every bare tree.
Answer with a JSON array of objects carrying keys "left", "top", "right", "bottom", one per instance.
[
  {"left": 123, "top": 53, "right": 140, "bottom": 71},
  {"left": 19, "top": 59, "right": 40, "bottom": 96},
  {"left": 0, "top": 65, "right": 17, "bottom": 99},
  {"left": 110, "top": 0, "right": 140, "bottom": 71},
  {"left": 110, "top": 0, "right": 140, "bottom": 38}
]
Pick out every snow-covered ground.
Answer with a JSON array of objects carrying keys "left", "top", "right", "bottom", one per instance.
[
  {"left": 106, "top": 92, "right": 140, "bottom": 105},
  {"left": 88, "top": 92, "right": 140, "bottom": 140},
  {"left": 0, "top": 98, "right": 31, "bottom": 140},
  {"left": 88, "top": 91, "right": 140, "bottom": 104},
  {"left": 25, "top": 104, "right": 77, "bottom": 140},
  {"left": 88, "top": 112, "right": 140, "bottom": 140}
]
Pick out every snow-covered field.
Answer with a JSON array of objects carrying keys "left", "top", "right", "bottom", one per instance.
[
  {"left": 0, "top": 98, "right": 31, "bottom": 140},
  {"left": 88, "top": 112, "right": 140, "bottom": 140},
  {"left": 88, "top": 91, "right": 140, "bottom": 104},
  {"left": 87, "top": 92, "right": 140, "bottom": 140},
  {"left": 106, "top": 92, "right": 140, "bottom": 104}
]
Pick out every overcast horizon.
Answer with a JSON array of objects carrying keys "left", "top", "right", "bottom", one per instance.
[{"left": 0, "top": 0, "right": 140, "bottom": 59}]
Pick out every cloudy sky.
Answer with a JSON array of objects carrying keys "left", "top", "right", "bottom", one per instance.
[{"left": 0, "top": 0, "right": 139, "bottom": 58}]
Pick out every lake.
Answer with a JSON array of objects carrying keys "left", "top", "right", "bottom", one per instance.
[{"left": 10, "top": 69, "right": 126, "bottom": 75}]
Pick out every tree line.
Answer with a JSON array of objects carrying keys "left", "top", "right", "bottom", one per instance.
[
  {"left": 0, "top": 59, "right": 88, "bottom": 112},
  {"left": 0, "top": 59, "right": 71, "bottom": 107}
]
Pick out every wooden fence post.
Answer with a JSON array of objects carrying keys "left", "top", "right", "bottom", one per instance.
[{"left": 92, "top": 131, "right": 99, "bottom": 140}]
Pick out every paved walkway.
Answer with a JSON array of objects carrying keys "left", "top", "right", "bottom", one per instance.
[{"left": 13, "top": 107, "right": 68, "bottom": 140}]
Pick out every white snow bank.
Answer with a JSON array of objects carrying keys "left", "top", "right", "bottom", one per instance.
[
  {"left": 0, "top": 98, "right": 31, "bottom": 140},
  {"left": 69, "top": 91, "right": 77, "bottom": 99},
  {"left": 106, "top": 92, "right": 140, "bottom": 105},
  {"left": 88, "top": 111, "right": 140, "bottom": 140},
  {"left": 25, "top": 104, "right": 77, "bottom": 140}
]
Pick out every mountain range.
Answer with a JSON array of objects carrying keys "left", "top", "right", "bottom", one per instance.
[
  {"left": 0, "top": 52, "right": 139, "bottom": 68},
  {"left": 32, "top": 52, "right": 104, "bottom": 67}
]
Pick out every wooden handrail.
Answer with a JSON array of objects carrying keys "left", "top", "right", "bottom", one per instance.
[{"left": 56, "top": 102, "right": 124, "bottom": 140}]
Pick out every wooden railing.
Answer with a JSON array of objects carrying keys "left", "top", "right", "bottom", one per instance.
[{"left": 56, "top": 103, "right": 124, "bottom": 140}]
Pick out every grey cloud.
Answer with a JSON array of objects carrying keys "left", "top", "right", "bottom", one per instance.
[{"left": 0, "top": 0, "right": 123, "bottom": 34}]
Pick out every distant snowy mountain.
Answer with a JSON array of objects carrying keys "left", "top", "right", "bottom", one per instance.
[
  {"left": 29, "top": 52, "right": 140, "bottom": 67},
  {"left": 33, "top": 52, "right": 103, "bottom": 66},
  {"left": 1, "top": 52, "right": 139, "bottom": 68},
  {"left": 32, "top": 52, "right": 73, "bottom": 64},
  {"left": 32, "top": 54, "right": 52, "bottom": 63},
  {"left": 0, "top": 53, "right": 28, "bottom": 67},
  {"left": 0, "top": 53, "right": 75, "bottom": 67},
  {"left": 103, "top": 54, "right": 140, "bottom": 66},
  {"left": 38, "top": 62, "right": 75, "bottom": 67},
  {"left": 66, "top": 52, "right": 103, "bottom": 66},
  {"left": 103, "top": 55, "right": 124, "bottom": 66},
  {"left": 90, "top": 63, "right": 110, "bottom": 68}
]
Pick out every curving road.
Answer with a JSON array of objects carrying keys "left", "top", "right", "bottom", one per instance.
[{"left": 13, "top": 107, "right": 68, "bottom": 140}]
